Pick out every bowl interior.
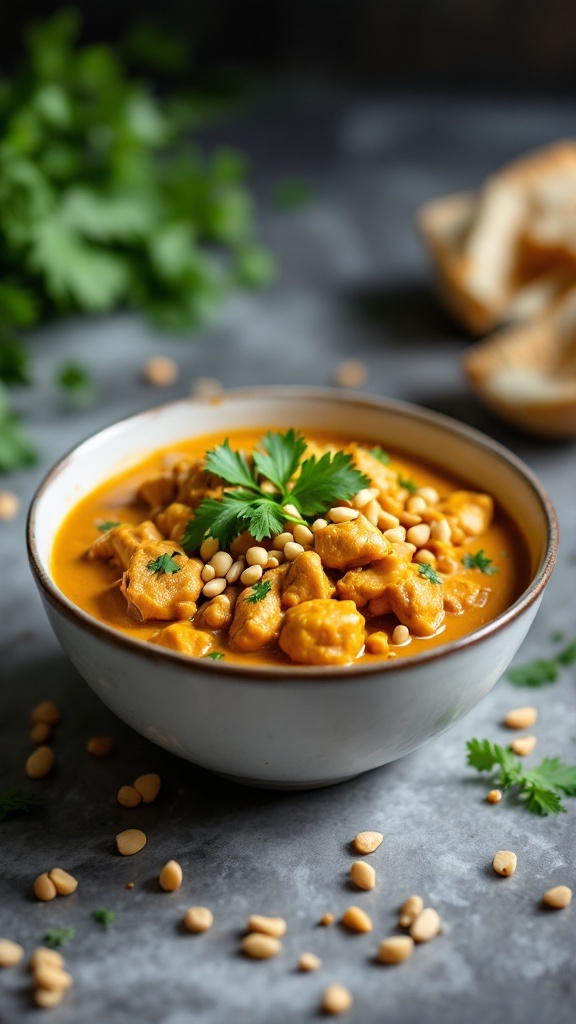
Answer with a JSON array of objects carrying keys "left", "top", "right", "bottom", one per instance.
[{"left": 30, "top": 388, "right": 555, "bottom": 630}]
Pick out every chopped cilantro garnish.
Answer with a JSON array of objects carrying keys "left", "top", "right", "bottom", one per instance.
[
  {"left": 204, "top": 651, "right": 224, "bottom": 661},
  {"left": 245, "top": 579, "right": 272, "bottom": 604},
  {"left": 97, "top": 520, "right": 120, "bottom": 533},
  {"left": 146, "top": 551, "right": 181, "bottom": 575},
  {"left": 398, "top": 475, "right": 418, "bottom": 494},
  {"left": 462, "top": 550, "right": 499, "bottom": 575},
  {"left": 368, "top": 446, "right": 391, "bottom": 466},
  {"left": 182, "top": 430, "right": 369, "bottom": 553},
  {"left": 92, "top": 908, "right": 115, "bottom": 928},
  {"left": 418, "top": 562, "right": 442, "bottom": 585},
  {"left": 44, "top": 927, "right": 75, "bottom": 949},
  {"left": 466, "top": 739, "right": 576, "bottom": 815}
]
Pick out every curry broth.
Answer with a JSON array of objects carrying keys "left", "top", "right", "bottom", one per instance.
[{"left": 51, "top": 428, "right": 530, "bottom": 666}]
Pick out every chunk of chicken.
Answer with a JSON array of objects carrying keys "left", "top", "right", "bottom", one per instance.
[
  {"left": 313, "top": 514, "right": 390, "bottom": 570},
  {"left": 174, "top": 459, "right": 224, "bottom": 509},
  {"left": 155, "top": 503, "right": 192, "bottom": 544},
  {"left": 440, "top": 491, "right": 494, "bottom": 537},
  {"left": 88, "top": 522, "right": 163, "bottom": 570},
  {"left": 229, "top": 565, "right": 288, "bottom": 652},
  {"left": 137, "top": 474, "right": 176, "bottom": 510},
  {"left": 367, "top": 563, "right": 445, "bottom": 637},
  {"left": 282, "top": 551, "right": 334, "bottom": 607},
  {"left": 150, "top": 622, "right": 214, "bottom": 656},
  {"left": 195, "top": 586, "right": 239, "bottom": 631},
  {"left": 336, "top": 554, "right": 397, "bottom": 607},
  {"left": 279, "top": 599, "right": 365, "bottom": 666},
  {"left": 120, "top": 542, "right": 203, "bottom": 621},
  {"left": 442, "top": 576, "right": 489, "bottom": 614}
]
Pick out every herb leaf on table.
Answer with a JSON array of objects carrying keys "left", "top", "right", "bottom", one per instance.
[{"left": 466, "top": 739, "right": 576, "bottom": 815}]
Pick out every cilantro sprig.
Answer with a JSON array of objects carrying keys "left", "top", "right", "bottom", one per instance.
[
  {"left": 466, "top": 739, "right": 576, "bottom": 815},
  {"left": 418, "top": 563, "right": 443, "bottom": 585},
  {"left": 44, "top": 927, "right": 75, "bottom": 949},
  {"left": 146, "top": 551, "right": 181, "bottom": 575},
  {"left": 507, "top": 639, "right": 576, "bottom": 687},
  {"left": 182, "top": 431, "right": 370, "bottom": 552},
  {"left": 92, "top": 908, "right": 115, "bottom": 928},
  {"left": 462, "top": 550, "right": 499, "bottom": 575},
  {"left": 0, "top": 788, "right": 42, "bottom": 822},
  {"left": 245, "top": 579, "right": 272, "bottom": 604}
]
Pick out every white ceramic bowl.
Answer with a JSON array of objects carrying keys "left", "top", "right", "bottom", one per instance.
[{"left": 28, "top": 388, "right": 557, "bottom": 788}]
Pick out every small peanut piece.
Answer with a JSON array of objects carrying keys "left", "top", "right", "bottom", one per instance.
[
  {"left": 511, "top": 735, "right": 537, "bottom": 757},
  {"left": 30, "top": 722, "right": 52, "bottom": 744},
  {"left": 133, "top": 773, "right": 161, "bottom": 803},
  {"left": 333, "top": 359, "right": 367, "bottom": 388},
  {"left": 34, "top": 987, "right": 65, "bottom": 1009},
  {"left": 30, "top": 949, "right": 64, "bottom": 972},
  {"left": 247, "top": 914, "right": 287, "bottom": 938},
  {"left": 116, "top": 828, "right": 147, "bottom": 856},
  {"left": 353, "top": 830, "right": 383, "bottom": 855},
  {"left": 320, "top": 912, "right": 334, "bottom": 926},
  {"left": 322, "top": 984, "right": 353, "bottom": 1015},
  {"left": 399, "top": 895, "right": 424, "bottom": 928},
  {"left": 298, "top": 952, "right": 322, "bottom": 972},
  {"left": 350, "top": 861, "right": 376, "bottom": 891},
  {"left": 378, "top": 936, "right": 415, "bottom": 964},
  {"left": 86, "top": 736, "right": 115, "bottom": 757},
  {"left": 33, "top": 873, "right": 57, "bottom": 902},
  {"left": 0, "top": 938, "right": 25, "bottom": 967},
  {"left": 48, "top": 868, "right": 78, "bottom": 896},
  {"left": 409, "top": 908, "right": 441, "bottom": 943},
  {"left": 542, "top": 885, "right": 572, "bottom": 909},
  {"left": 31, "top": 700, "right": 61, "bottom": 725},
  {"left": 159, "top": 860, "right": 183, "bottom": 892},
  {"left": 117, "top": 785, "right": 142, "bottom": 808},
  {"left": 487, "top": 789, "right": 502, "bottom": 804},
  {"left": 504, "top": 705, "right": 538, "bottom": 730},
  {"left": 241, "top": 933, "right": 282, "bottom": 959},
  {"left": 184, "top": 907, "right": 213, "bottom": 933},
  {"left": 342, "top": 906, "right": 373, "bottom": 933},
  {"left": 0, "top": 490, "right": 19, "bottom": 520},
  {"left": 34, "top": 964, "right": 73, "bottom": 992},
  {"left": 142, "top": 355, "right": 179, "bottom": 386},
  {"left": 26, "top": 745, "right": 55, "bottom": 780},
  {"left": 493, "top": 850, "right": 517, "bottom": 877},
  {"left": 328, "top": 507, "right": 359, "bottom": 524}
]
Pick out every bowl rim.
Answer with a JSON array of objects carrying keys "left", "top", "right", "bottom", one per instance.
[{"left": 27, "top": 386, "right": 559, "bottom": 681}]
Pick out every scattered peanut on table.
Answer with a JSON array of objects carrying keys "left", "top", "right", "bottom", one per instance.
[
  {"left": 511, "top": 736, "right": 537, "bottom": 757},
  {"left": 352, "top": 831, "right": 383, "bottom": 855},
  {"left": 350, "top": 861, "right": 376, "bottom": 891},
  {"left": 378, "top": 936, "right": 415, "bottom": 964},
  {"left": 298, "top": 952, "right": 322, "bottom": 972},
  {"left": 0, "top": 490, "right": 19, "bottom": 520},
  {"left": 86, "top": 736, "right": 115, "bottom": 757},
  {"left": 542, "top": 885, "right": 572, "bottom": 909},
  {"left": 247, "top": 915, "right": 287, "bottom": 938},
  {"left": 116, "top": 829, "right": 147, "bottom": 856},
  {"left": 0, "top": 939, "right": 25, "bottom": 967},
  {"left": 409, "top": 908, "right": 441, "bottom": 943},
  {"left": 142, "top": 356, "right": 179, "bottom": 387},
  {"left": 159, "top": 860, "right": 183, "bottom": 892},
  {"left": 487, "top": 789, "right": 502, "bottom": 804},
  {"left": 184, "top": 907, "right": 213, "bottom": 933},
  {"left": 322, "top": 984, "right": 353, "bottom": 1015},
  {"left": 26, "top": 746, "right": 55, "bottom": 780},
  {"left": 133, "top": 773, "right": 161, "bottom": 803},
  {"left": 241, "top": 933, "right": 282, "bottom": 960},
  {"left": 493, "top": 851, "right": 517, "bottom": 877},
  {"left": 342, "top": 906, "right": 373, "bottom": 933},
  {"left": 399, "top": 895, "right": 424, "bottom": 928},
  {"left": 504, "top": 706, "right": 538, "bottom": 730}
]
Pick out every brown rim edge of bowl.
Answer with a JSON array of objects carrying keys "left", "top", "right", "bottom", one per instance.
[{"left": 27, "top": 387, "right": 559, "bottom": 682}]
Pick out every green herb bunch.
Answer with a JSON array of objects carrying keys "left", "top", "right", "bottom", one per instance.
[{"left": 0, "top": 9, "right": 274, "bottom": 470}]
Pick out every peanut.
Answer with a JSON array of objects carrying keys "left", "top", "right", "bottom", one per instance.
[
  {"left": 342, "top": 906, "right": 372, "bottom": 933},
  {"left": 247, "top": 914, "right": 286, "bottom": 938},
  {"left": 399, "top": 895, "right": 424, "bottom": 928},
  {"left": 350, "top": 861, "right": 376, "bottom": 891},
  {"left": 33, "top": 874, "right": 57, "bottom": 902},
  {"left": 409, "top": 908, "right": 441, "bottom": 943},
  {"left": 241, "top": 933, "right": 282, "bottom": 959},
  {"left": 142, "top": 355, "right": 179, "bottom": 386},
  {"left": 34, "top": 964, "right": 73, "bottom": 992},
  {"left": 0, "top": 938, "right": 24, "bottom": 967},
  {"left": 48, "top": 868, "right": 78, "bottom": 896},
  {"left": 492, "top": 851, "right": 517, "bottom": 877},
  {"left": 117, "top": 785, "right": 142, "bottom": 808},
  {"left": 0, "top": 490, "right": 19, "bottom": 520},
  {"left": 86, "top": 736, "right": 115, "bottom": 757},
  {"left": 333, "top": 359, "right": 367, "bottom": 388},
  {"left": 30, "top": 722, "right": 52, "bottom": 744},
  {"left": 320, "top": 912, "right": 334, "bottom": 926},
  {"left": 26, "top": 745, "right": 55, "bottom": 779},
  {"left": 34, "top": 987, "right": 64, "bottom": 1009},
  {"left": 328, "top": 507, "right": 359, "bottom": 524},
  {"left": 353, "top": 830, "right": 383, "bottom": 855},
  {"left": 511, "top": 735, "right": 537, "bottom": 757},
  {"left": 30, "top": 948, "right": 64, "bottom": 972},
  {"left": 298, "top": 952, "right": 322, "bottom": 972},
  {"left": 487, "top": 789, "right": 502, "bottom": 804},
  {"left": 184, "top": 907, "right": 213, "bottom": 933},
  {"left": 504, "top": 706, "right": 538, "bottom": 730},
  {"left": 378, "top": 936, "right": 415, "bottom": 964},
  {"left": 133, "top": 773, "right": 161, "bottom": 803},
  {"left": 31, "top": 701, "right": 60, "bottom": 726},
  {"left": 159, "top": 860, "right": 182, "bottom": 892},
  {"left": 116, "top": 829, "right": 147, "bottom": 856},
  {"left": 542, "top": 885, "right": 572, "bottom": 909},
  {"left": 322, "top": 984, "right": 353, "bottom": 1015}
]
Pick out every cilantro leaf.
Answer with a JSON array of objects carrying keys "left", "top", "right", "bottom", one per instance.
[
  {"left": 146, "top": 551, "right": 181, "bottom": 575},
  {"left": 204, "top": 651, "right": 224, "bottom": 661},
  {"left": 182, "top": 494, "right": 255, "bottom": 553},
  {"left": 398, "top": 475, "right": 418, "bottom": 494},
  {"left": 507, "top": 659, "right": 559, "bottom": 688},
  {"left": 57, "top": 362, "right": 94, "bottom": 403},
  {"left": 556, "top": 640, "right": 576, "bottom": 666},
  {"left": 418, "top": 563, "right": 443, "bottom": 585},
  {"left": 92, "top": 908, "right": 115, "bottom": 928},
  {"left": 462, "top": 550, "right": 499, "bottom": 575},
  {"left": 290, "top": 450, "right": 370, "bottom": 517},
  {"left": 204, "top": 439, "right": 259, "bottom": 491},
  {"left": 97, "top": 520, "right": 120, "bottom": 532},
  {"left": 0, "top": 385, "right": 37, "bottom": 472},
  {"left": 369, "top": 445, "right": 391, "bottom": 466},
  {"left": 466, "top": 739, "right": 576, "bottom": 815},
  {"left": 253, "top": 429, "right": 307, "bottom": 493},
  {"left": 44, "top": 927, "right": 75, "bottom": 949},
  {"left": 245, "top": 579, "right": 272, "bottom": 604},
  {"left": 0, "top": 337, "right": 32, "bottom": 385},
  {"left": 242, "top": 499, "right": 286, "bottom": 543},
  {"left": 0, "top": 788, "right": 42, "bottom": 822}
]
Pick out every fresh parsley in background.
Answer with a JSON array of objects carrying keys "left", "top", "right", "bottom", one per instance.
[
  {"left": 182, "top": 430, "right": 369, "bottom": 552},
  {"left": 44, "top": 927, "right": 75, "bottom": 949},
  {"left": 507, "top": 639, "right": 576, "bottom": 687},
  {"left": 0, "top": 9, "right": 274, "bottom": 472},
  {"left": 466, "top": 739, "right": 576, "bottom": 815},
  {"left": 92, "top": 908, "right": 116, "bottom": 928}
]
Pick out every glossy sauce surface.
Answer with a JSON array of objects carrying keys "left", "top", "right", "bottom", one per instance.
[{"left": 51, "top": 429, "right": 530, "bottom": 666}]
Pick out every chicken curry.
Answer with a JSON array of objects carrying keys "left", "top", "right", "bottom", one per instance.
[{"left": 51, "top": 429, "right": 529, "bottom": 667}]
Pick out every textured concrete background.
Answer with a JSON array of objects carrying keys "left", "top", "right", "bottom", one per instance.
[{"left": 1, "top": 92, "right": 575, "bottom": 1023}]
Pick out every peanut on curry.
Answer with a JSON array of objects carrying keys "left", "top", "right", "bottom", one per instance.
[{"left": 51, "top": 430, "right": 528, "bottom": 667}]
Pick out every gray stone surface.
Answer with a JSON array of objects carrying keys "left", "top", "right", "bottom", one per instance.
[{"left": 1, "top": 92, "right": 575, "bottom": 1024}]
